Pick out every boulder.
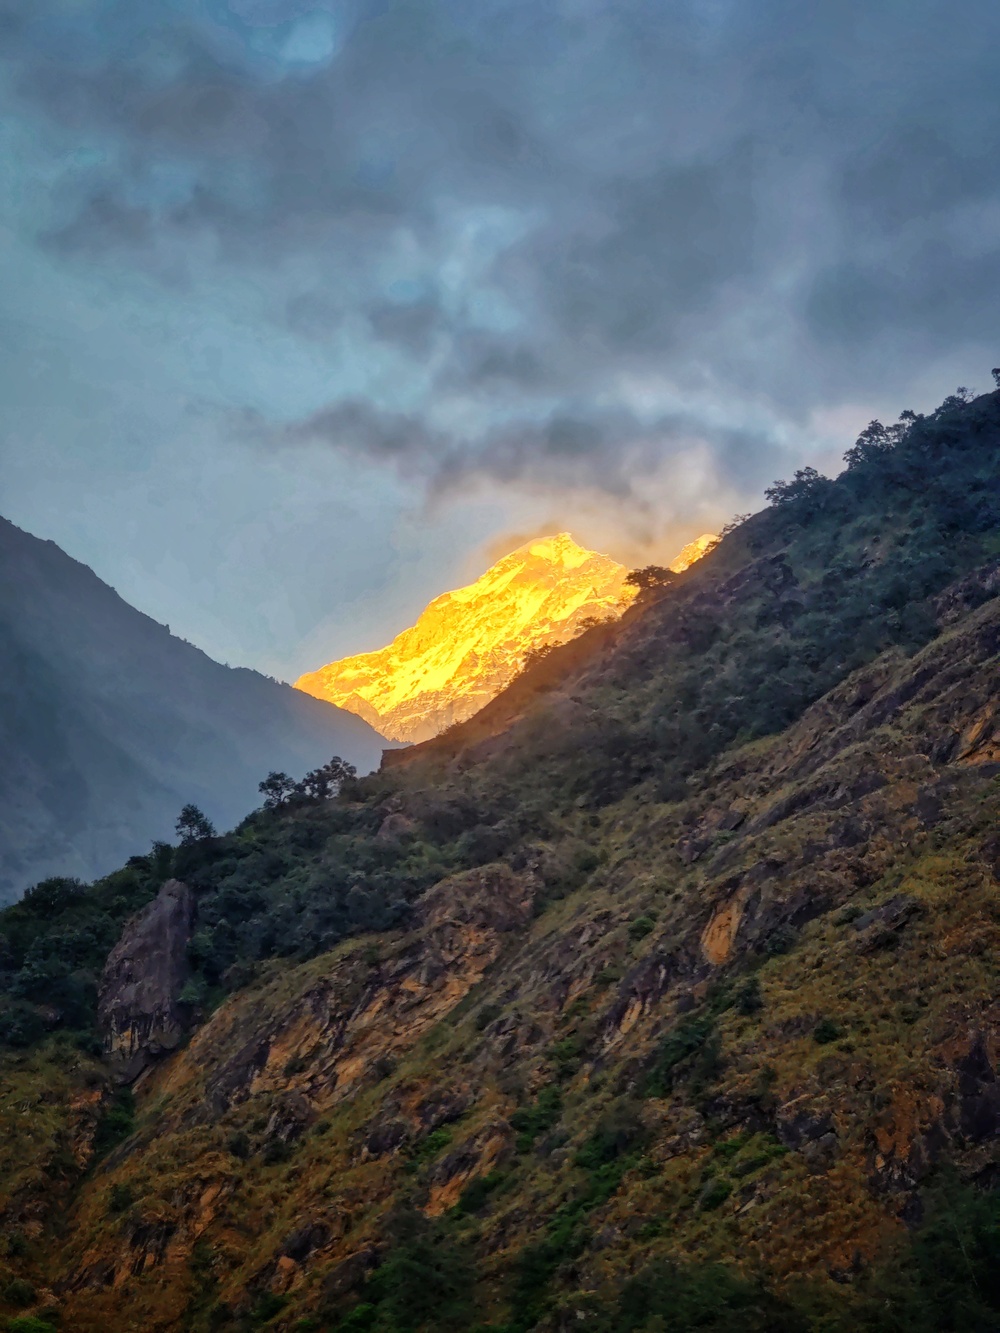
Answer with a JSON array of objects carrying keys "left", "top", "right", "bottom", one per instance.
[{"left": 97, "top": 879, "right": 195, "bottom": 1083}]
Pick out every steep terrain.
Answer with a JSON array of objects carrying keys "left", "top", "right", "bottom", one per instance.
[
  {"left": 295, "top": 533, "right": 715, "bottom": 743},
  {"left": 0, "top": 517, "right": 386, "bottom": 902},
  {"left": 0, "top": 389, "right": 999, "bottom": 1332}
]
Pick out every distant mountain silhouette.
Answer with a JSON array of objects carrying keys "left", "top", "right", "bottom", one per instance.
[{"left": 0, "top": 516, "right": 386, "bottom": 902}]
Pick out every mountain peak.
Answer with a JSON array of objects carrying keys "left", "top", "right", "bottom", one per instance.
[
  {"left": 295, "top": 531, "right": 714, "bottom": 744},
  {"left": 518, "top": 532, "right": 591, "bottom": 564}
]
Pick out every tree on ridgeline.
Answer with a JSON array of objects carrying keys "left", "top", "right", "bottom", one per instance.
[
  {"left": 763, "top": 466, "right": 832, "bottom": 506},
  {"left": 175, "top": 804, "right": 216, "bottom": 844},
  {"left": 517, "top": 643, "right": 558, "bottom": 678},
  {"left": 258, "top": 771, "right": 297, "bottom": 809},
  {"left": 298, "top": 756, "right": 357, "bottom": 802},
  {"left": 625, "top": 565, "right": 675, "bottom": 595},
  {"left": 256, "top": 757, "right": 358, "bottom": 812}
]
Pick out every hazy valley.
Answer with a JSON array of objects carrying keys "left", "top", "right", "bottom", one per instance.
[{"left": 0, "top": 518, "right": 386, "bottom": 904}]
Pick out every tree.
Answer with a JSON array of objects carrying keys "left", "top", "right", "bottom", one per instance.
[
  {"left": 175, "top": 804, "right": 216, "bottom": 845},
  {"left": 296, "top": 756, "right": 357, "bottom": 802},
  {"left": 992, "top": 367, "right": 1000, "bottom": 389},
  {"left": 518, "top": 643, "right": 558, "bottom": 676},
  {"left": 844, "top": 420, "right": 894, "bottom": 469},
  {"left": 625, "top": 565, "right": 675, "bottom": 594},
  {"left": 258, "top": 771, "right": 297, "bottom": 809},
  {"left": 719, "top": 513, "right": 751, "bottom": 538},
  {"left": 764, "top": 466, "right": 831, "bottom": 507}
]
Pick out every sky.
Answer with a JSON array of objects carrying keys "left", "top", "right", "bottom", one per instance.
[{"left": 2, "top": 0, "right": 999, "bottom": 679}]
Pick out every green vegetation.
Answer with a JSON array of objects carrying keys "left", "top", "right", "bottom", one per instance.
[
  {"left": 92, "top": 1087, "right": 136, "bottom": 1158},
  {"left": 334, "top": 1209, "right": 475, "bottom": 1333},
  {"left": 644, "top": 982, "right": 740, "bottom": 1098},
  {"left": 531, "top": 1176, "right": 1000, "bottom": 1333},
  {"left": 0, "top": 768, "right": 486, "bottom": 1048},
  {"left": 325, "top": 1178, "right": 997, "bottom": 1333},
  {"left": 403, "top": 1127, "right": 453, "bottom": 1166},
  {"left": 510, "top": 1087, "right": 563, "bottom": 1152},
  {"left": 506, "top": 1101, "right": 651, "bottom": 1330},
  {"left": 813, "top": 1017, "right": 841, "bottom": 1045},
  {"left": 0, "top": 853, "right": 170, "bottom": 1047},
  {"left": 453, "top": 1170, "right": 508, "bottom": 1216}
]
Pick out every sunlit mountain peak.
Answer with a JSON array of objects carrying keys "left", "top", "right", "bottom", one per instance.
[{"left": 295, "top": 531, "right": 715, "bottom": 744}]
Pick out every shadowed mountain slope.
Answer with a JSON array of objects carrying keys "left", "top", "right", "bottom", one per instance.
[{"left": 0, "top": 517, "right": 386, "bottom": 902}]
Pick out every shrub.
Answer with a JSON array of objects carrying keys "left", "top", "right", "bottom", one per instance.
[
  {"left": 3, "top": 1279, "right": 36, "bottom": 1309},
  {"left": 644, "top": 1014, "right": 715, "bottom": 1096},
  {"left": 475, "top": 1004, "right": 501, "bottom": 1031},
  {"left": 549, "top": 1034, "right": 586, "bottom": 1080},
  {"left": 628, "top": 916, "right": 655, "bottom": 941},
  {"left": 352, "top": 1207, "right": 476, "bottom": 1333},
  {"left": 403, "top": 1127, "right": 452, "bottom": 1165},
  {"left": 735, "top": 976, "right": 763, "bottom": 1015},
  {"left": 700, "top": 1179, "right": 732, "bottom": 1211},
  {"left": 92, "top": 1088, "right": 136, "bottom": 1158},
  {"left": 250, "top": 1292, "right": 287, "bottom": 1322},
  {"left": 763, "top": 925, "right": 797, "bottom": 956},
  {"left": 588, "top": 1258, "right": 809, "bottom": 1332},
  {"left": 813, "top": 1018, "right": 841, "bottom": 1045},
  {"left": 262, "top": 1138, "right": 293, "bottom": 1166},
  {"left": 454, "top": 1171, "right": 507, "bottom": 1215},
  {"left": 2, "top": 1229, "right": 27, "bottom": 1259},
  {"left": 107, "top": 1182, "right": 135, "bottom": 1215},
  {"left": 510, "top": 1087, "right": 563, "bottom": 1151},
  {"left": 227, "top": 1131, "right": 251, "bottom": 1160}
]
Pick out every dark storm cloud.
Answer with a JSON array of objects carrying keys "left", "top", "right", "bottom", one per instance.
[
  {"left": 7, "top": 0, "right": 1000, "bottom": 498},
  {"left": 242, "top": 394, "right": 774, "bottom": 499}
]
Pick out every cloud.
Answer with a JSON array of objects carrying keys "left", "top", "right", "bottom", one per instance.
[
  {"left": 240, "top": 392, "right": 779, "bottom": 506},
  {"left": 5, "top": 0, "right": 1000, "bottom": 513}
]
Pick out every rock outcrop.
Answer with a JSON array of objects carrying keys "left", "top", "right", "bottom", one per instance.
[{"left": 97, "top": 879, "right": 195, "bottom": 1083}]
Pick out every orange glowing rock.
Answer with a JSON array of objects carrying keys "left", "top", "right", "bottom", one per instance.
[{"left": 295, "top": 531, "right": 716, "bottom": 743}]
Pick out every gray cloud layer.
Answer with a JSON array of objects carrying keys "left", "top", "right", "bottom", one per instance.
[{"left": 5, "top": 0, "right": 1000, "bottom": 505}]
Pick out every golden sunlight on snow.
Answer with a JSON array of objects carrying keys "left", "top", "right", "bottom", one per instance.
[{"left": 295, "top": 531, "right": 716, "bottom": 743}]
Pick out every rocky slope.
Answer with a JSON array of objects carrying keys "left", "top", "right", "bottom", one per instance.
[
  {"left": 0, "top": 389, "right": 998, "bottom": 1331},
  {"left": 21, "top": 580, "right": 1000, "bottom": 1329},
  {"left": 0, "top": 516, "right": 386, "bottom": 902},
  {"left": 295, "top": 532, "right": 715, "bottom": 743}
]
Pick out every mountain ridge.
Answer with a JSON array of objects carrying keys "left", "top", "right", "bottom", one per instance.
[{"left": 0, "top": 515, "right": 386, "bottom": 901}]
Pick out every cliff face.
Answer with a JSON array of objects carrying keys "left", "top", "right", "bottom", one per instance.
[
  {"left": 295, "top": 532, "right": 715, "bottom": 743},
  {"left": 97, "top": 879, "right": 195, "bottom": 1084}
]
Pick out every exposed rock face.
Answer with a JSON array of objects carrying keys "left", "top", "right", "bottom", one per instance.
[
  {"left": 97, "top": 879, "right": 195, "bottom": 1083},
  {"left": 295, "top": 532, "right": 716, "bottom": 743},
  {"left": 184, "top": 863, "right": 535, "bottom": 1121}
]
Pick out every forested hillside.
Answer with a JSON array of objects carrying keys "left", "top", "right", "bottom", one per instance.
[
  {"left": 0, "top": 387, "right": 998, "bottom": 1332},
  {"left": 0, "top": 518, "right": 386, "bottom": 902}
]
